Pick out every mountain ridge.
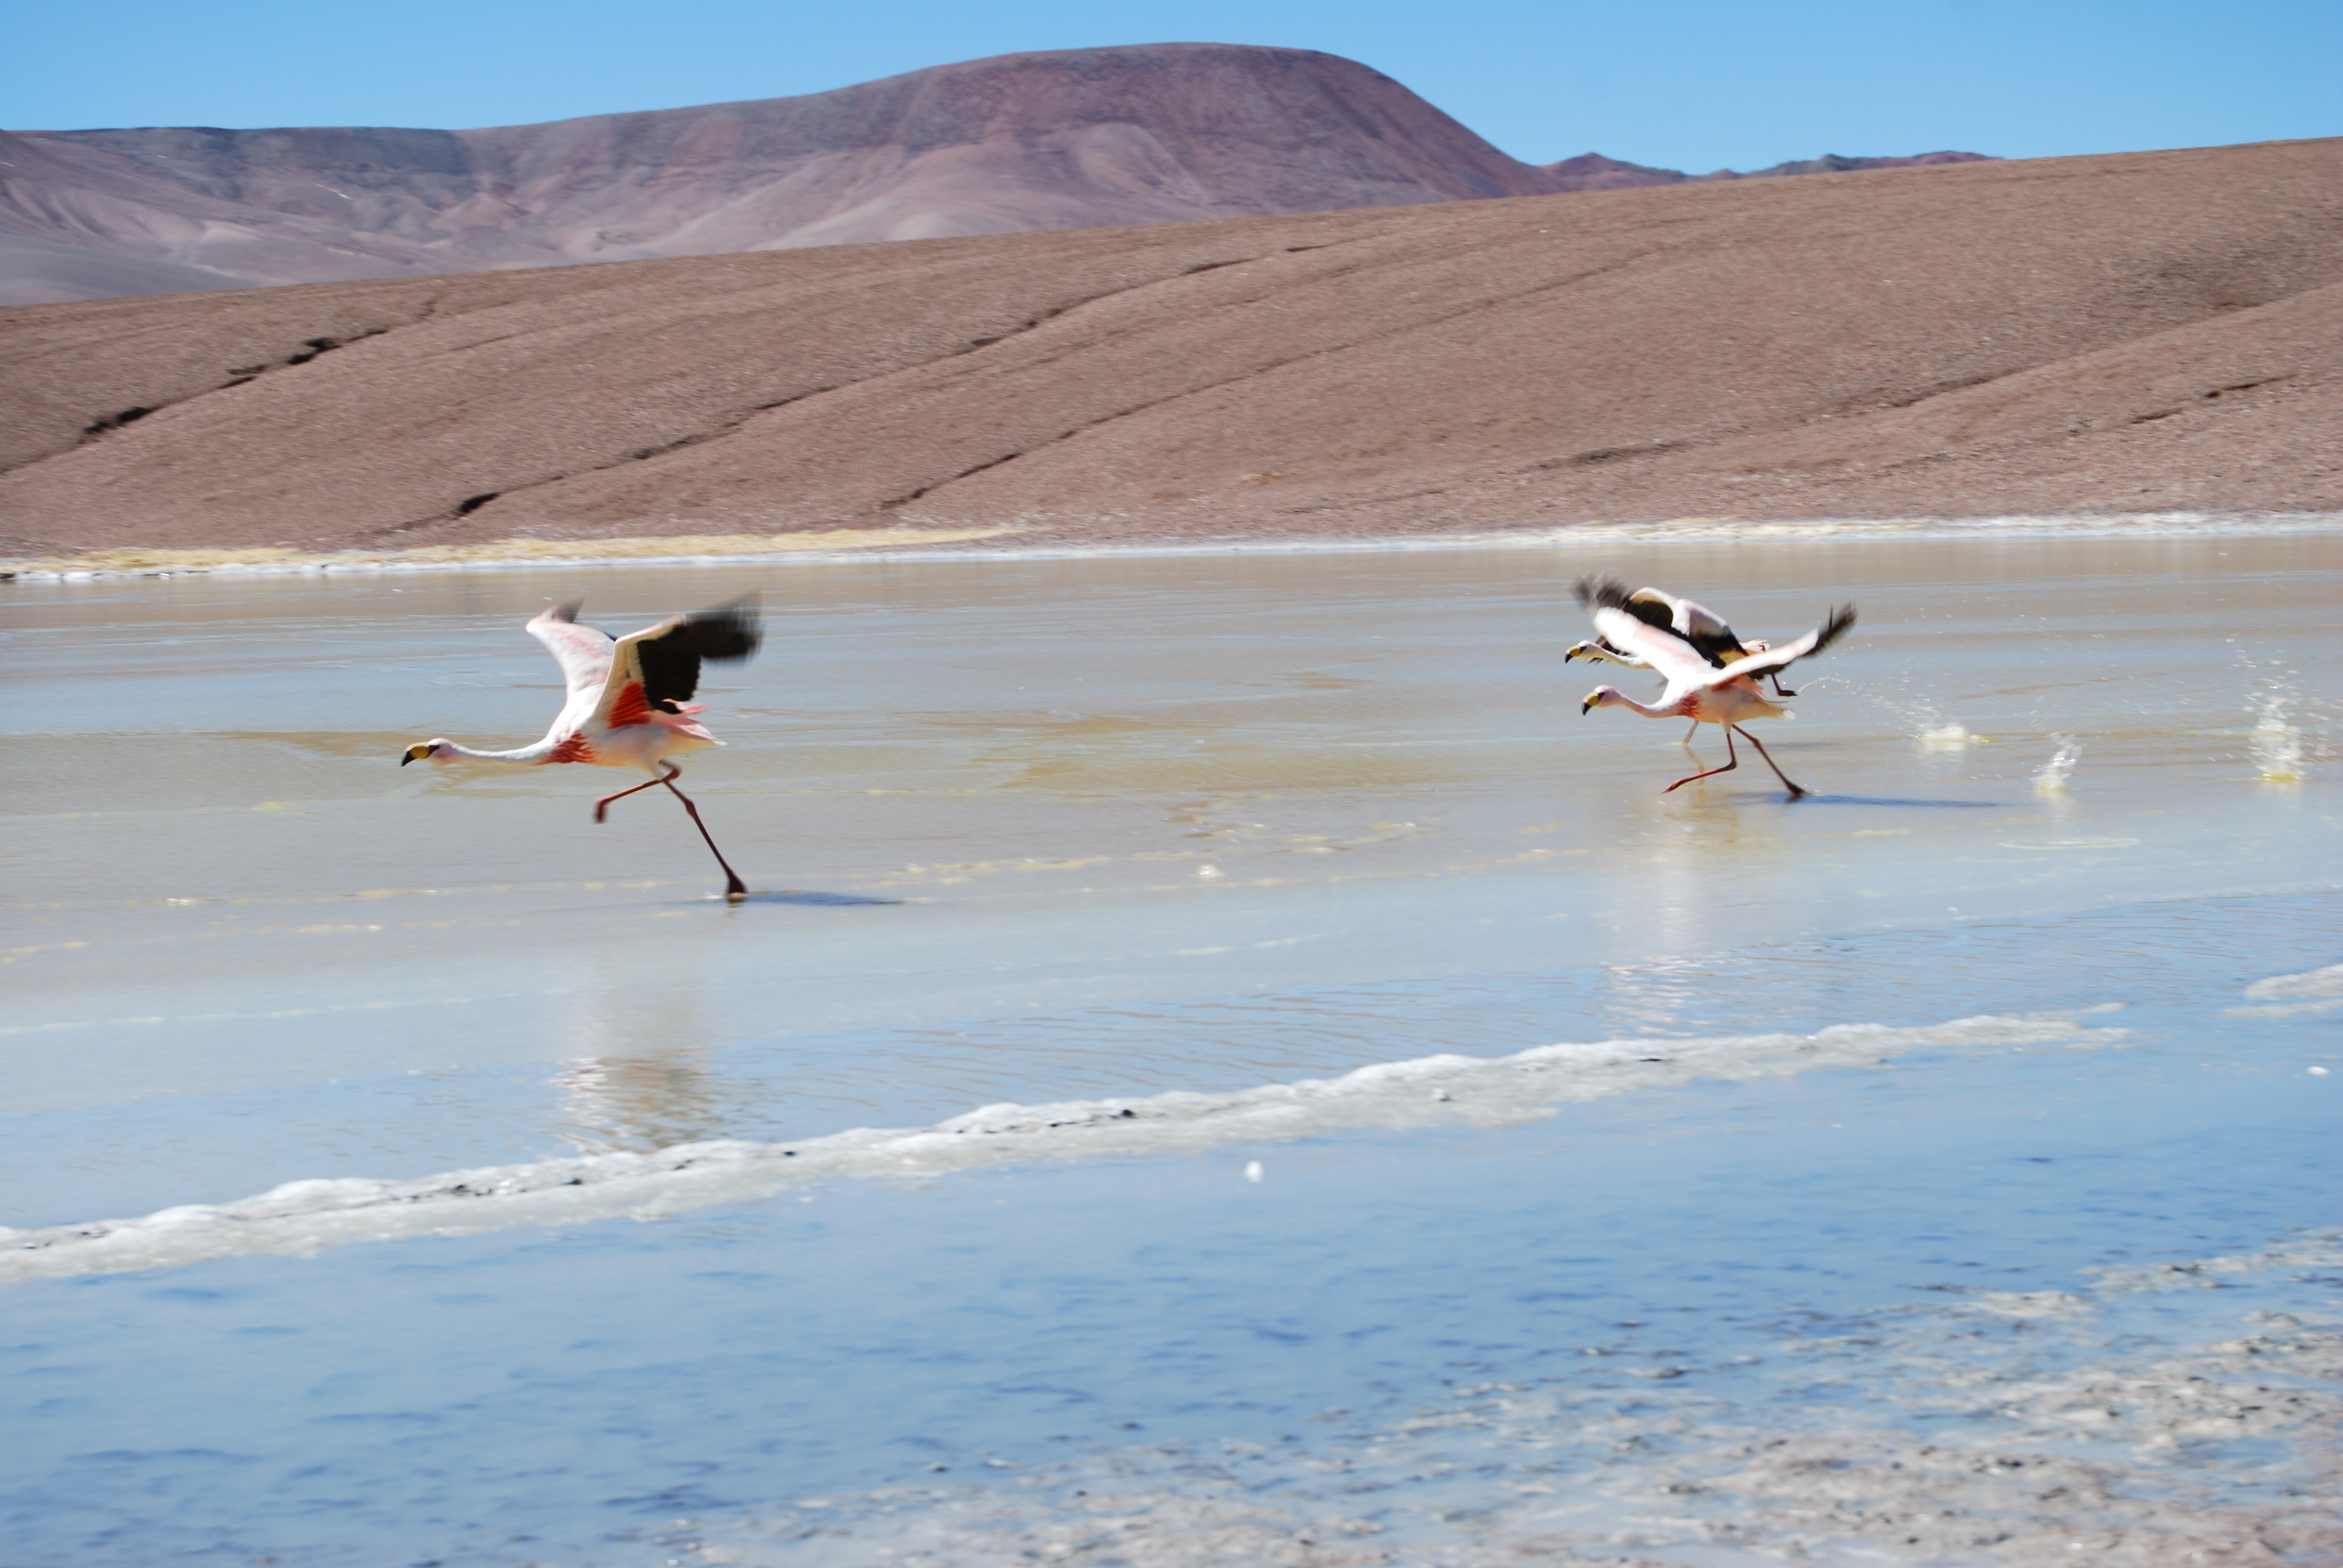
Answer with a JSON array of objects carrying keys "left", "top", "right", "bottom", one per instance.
[{"left": 0, "top": 44, "right": 1987, "bottom": 303}]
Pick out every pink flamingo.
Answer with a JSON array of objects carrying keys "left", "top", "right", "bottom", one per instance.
[
  {"left": 1565, "top": 582, "right": 1804, "bottom": 695},
  {"left": 1575, "top": 577, "right": 1855, "bottom": 798},
  {"left": 402, "top": 598, "right": 761, "bottom": 899}
]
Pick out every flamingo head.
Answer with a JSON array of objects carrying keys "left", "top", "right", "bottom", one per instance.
[
  {"left": 401, "top": 739, "right": 453, "bottom": 766},
  {"left": 1581, "top": 685, "right": 1625, "bottom": 714}
]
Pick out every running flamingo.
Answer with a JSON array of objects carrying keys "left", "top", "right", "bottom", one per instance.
[
  {"left": 1575, "top": 576, "right": 1855, "bottom": 798},
  {"left": 402, "top": 598, "right": 761, "bottom": 899}
]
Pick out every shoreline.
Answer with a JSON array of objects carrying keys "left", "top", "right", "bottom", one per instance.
[{"left": 7, "top": 509, "right": 2341, "bottom": 583}]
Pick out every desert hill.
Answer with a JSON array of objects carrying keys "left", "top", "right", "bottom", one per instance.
[
  {"left": 2, "top": 137, "right": 2335, "bottom": 563},
  {"left": 1, "top": 44, "right": 1982, "bottom": 304}
]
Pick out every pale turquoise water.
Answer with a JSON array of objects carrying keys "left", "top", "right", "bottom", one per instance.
[{"left": 2, "top": 535, "right": 2338, "bottom": 1564}]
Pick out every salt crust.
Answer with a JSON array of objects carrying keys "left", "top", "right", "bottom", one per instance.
[
  {"left": 2227, "top": 962, "right": 2343, "bottom": 1020},
  {"left": 1, "top": 1010, "right": 2124, "bottom": 1283},
  {"left": 682, "top": 1232, "right": 2343, "bottom": 1568},
  {"left": 3, "top": 512, "right": 2337, "bottom": 583}
]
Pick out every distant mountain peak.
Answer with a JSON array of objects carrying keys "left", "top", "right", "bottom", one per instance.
[{"left": 0, "top": 44, "right": 1992, "bottom": 304}]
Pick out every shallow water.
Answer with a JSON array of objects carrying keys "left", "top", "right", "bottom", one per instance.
[{"left": 2, "top": 535, "right": 2338, "bottom": 1565}]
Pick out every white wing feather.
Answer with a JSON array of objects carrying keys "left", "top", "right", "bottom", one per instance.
[
  {"left": 1591, "top": 607, "right": 1715, "bottom": 685},
  {"left": 525, "top": 606, "right": 615, "bottom": 730},
  {"left": 1693, "top": 624, "right": 1822, "bottom": 684}
]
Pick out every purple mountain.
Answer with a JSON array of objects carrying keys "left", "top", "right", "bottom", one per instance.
[{"left": 0, "top": 44, "right": 1988, "bottom": 303}]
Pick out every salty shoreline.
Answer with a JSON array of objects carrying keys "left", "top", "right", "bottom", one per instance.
[{"left": 7, "top": 508, "right": 2339, "bottom": 581}]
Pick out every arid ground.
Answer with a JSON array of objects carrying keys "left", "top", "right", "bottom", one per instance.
[{"left": 2, "top": 136, "right": 2337, "bottom": 565}]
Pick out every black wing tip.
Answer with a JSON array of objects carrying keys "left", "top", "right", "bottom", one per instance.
[
  {"left": 1572, "top": 573, "right": 1634, "bottom": 613},
  {"left": 1810, "top": 603, "right": 1858, "bottom": 656},
  {"left": 546, "top": 598, "right": 584, "bottom": 622},
  {"left": 683, "top": 595, "right": 762, "bottom": 662}
]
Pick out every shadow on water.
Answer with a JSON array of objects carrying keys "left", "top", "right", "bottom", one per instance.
[
  {"left": 722, "top": 890, "right": 905, "bottom": 907},
  {"left": 1788, "top": 794, "right": 2003, "bottom": 809}
]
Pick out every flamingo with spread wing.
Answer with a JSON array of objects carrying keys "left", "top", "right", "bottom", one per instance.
[
  {"left": 1573, "top": 575, "right": 1855, "bottom": 799},
  {"left": 402, "top": 598, "right": 761, "bottom": 900}
]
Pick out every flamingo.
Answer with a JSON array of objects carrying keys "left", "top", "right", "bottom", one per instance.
[
  {"left": 402, "top": 598, "right": 761, "bottom": 900},
  {"left": 1575, "top": 575, "right": 1855, "bottom": 798},
  {"left": 1565, "top": 583, "right": 1804, "bottom": 696}
]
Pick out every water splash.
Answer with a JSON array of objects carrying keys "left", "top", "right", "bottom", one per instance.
[
  {"left": 2251, "top": 696, "right": 2304, "bottom": 782},
  {"left": 1918, "top": 724, "right": 1973, "bottom": 748},
  {"left": 2034, "top": 735, "right": 2081, "bottom": 792}
]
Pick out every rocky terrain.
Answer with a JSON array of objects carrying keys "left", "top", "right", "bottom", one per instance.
[
  {"left": 1, "top": 44, "right": 1982, "bottom": 304},
  {"left": 2, "top": 136, "right": 2335, "bottom": 562}
]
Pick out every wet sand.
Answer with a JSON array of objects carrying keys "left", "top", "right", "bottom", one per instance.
[{"left": 1, "top": 535, "right": 2338, "bottom": 1564}]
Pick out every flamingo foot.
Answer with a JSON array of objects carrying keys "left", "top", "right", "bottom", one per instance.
[
  {"left": 1664, "top": 727, "right": 1743, "bottom": 792},
  {"left": 1734, "top": 727, "right": 1809, "bottom": 798},
  {"left": 660, "top": 772, "right": 750, "bottom": 901}
]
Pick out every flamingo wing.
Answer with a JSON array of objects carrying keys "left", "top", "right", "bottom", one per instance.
[
  {"left": 1685, "top": 605, "right": 1856, "bottom": 689},
  {"left": 525, "top": 602, "right": 616, "bottom": 725},
  {"left": 1590, "top": 606, "right": 1719, "bottom": 685},
  {"left": 592, "top": 596, "right": 762, "bottom": 729},
  {"left": 1645, "top": 589, "right": 1751, "bottom": 667}
]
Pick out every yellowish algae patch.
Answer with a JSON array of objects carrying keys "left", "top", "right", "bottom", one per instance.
[{"left": 4, "top": 529, "right": 1023, "bottom": 579}]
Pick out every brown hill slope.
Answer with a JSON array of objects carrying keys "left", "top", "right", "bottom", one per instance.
[
  {"left": 2, "top": 44, "right": 1984, "bottom": 304},
  {"left": 2, "top": 138, "right": 2336, "bottom": 561}
]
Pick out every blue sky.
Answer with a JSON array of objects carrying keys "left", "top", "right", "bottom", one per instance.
[{"left": 7, "top": 0, "right": 2335, "bottom": 172}]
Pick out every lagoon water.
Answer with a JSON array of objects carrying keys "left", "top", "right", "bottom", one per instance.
[{"left": 3, "top": 535, "right": 2339, "bottom": 1566}]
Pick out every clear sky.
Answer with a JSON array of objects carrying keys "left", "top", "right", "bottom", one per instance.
[{"left": 7, "top": 0, "right": 2335, "bottom": 172}]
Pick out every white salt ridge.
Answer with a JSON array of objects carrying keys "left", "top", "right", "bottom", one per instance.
[
  {"left": 2228, "top": 961, "right": 2343, "bottom": 1019},
  {"left": 2085, "top": 1232, "right": 2343, "bottom": 1295},
  {"left": 1, "top": 1010, "right": 2122, "bottom": 1284}
]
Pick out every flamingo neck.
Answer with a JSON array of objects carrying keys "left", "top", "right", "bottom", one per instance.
[
  {"left": 439, "top": 739, "right": 558, "bottom": 766},
  {"left": 1609, "top": 692, "right": 1676, "bottom": 719}
]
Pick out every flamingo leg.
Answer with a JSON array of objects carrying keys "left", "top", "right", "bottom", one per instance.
[
  {"left": 1664, "top": 726, "right": 1741, "bottom": 792},
  {"left": 1734, "top": 725, "right": 1808, "bottom": 798},
  {"left": 1771, "top": 676, "right": 1798, "bottom": 697},
  {"left": 1682, "top": 721, "right": 1700, "bottom": 746},
  {"left": 593, "top": 769, "right": 669, "bottom": 824},
  {"left": 660, "top": 770, "right": 750, "bottom": 902}
]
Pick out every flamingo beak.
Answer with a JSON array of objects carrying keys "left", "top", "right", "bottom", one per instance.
[
  {"left": 399, "top": 751, "right": 415, "bottom": 765},
  {"left": 1581, "top": 694, "right": 1599, "bottom": 714}
]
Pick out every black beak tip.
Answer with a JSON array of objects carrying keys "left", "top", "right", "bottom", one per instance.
[{"left": 399, "top": 751, "right": 415, "bottom": 766}]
